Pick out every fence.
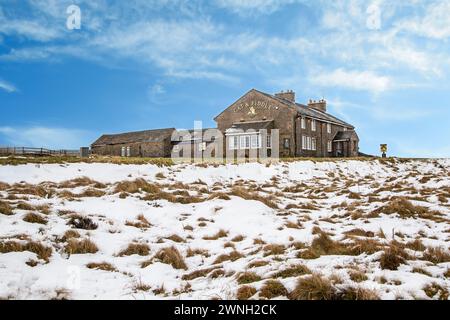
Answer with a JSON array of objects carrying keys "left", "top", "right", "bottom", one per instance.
[{"left": 0, "top": 147, "right": 81, "bottom": 157}]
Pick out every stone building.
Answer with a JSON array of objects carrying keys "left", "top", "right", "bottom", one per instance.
[{"left": 91, "top": 89, "right": 359, "bottom": 158}]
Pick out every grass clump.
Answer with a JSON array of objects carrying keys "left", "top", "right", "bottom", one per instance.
[
  {"left": 247, "top": 260, "right": 269, "bottom": 268},
  {"left": 86, "top": 262, "right": 117, "bottom": 272},
  {"left": 0, "top": 200, "right": 13, "bottom": 215},
  {"left": 259, "top": 280, "right": 288, "bottom": 299},
  {"left": 289, "top": 274, "right": 337, "bottom": 300},
  {"left": 263, "top": 244, "right": 285, "bottom": 257},
  {"left": 237, "top": 272, "right": 262, "bottom": 284},
  {"left": 213, "top": 251, "right": 243, "bottom": 264},
  {"left": 0, "top": 240, "right": 52, "bottom": 262},
  {"left": 237, "top": 286, "right": 257, "bottom": 300},
  {"left": 230, "top": 187, "right": 278, "bottom": 209},
  {"left": 338, "top": 286, "right": 380, "bottom": 300},
  {"left": 379, "top": 244, "right": 408, "bottom": 270},
  {"left": 65, "top": 239, "right": 98, "bottom": 254},
  {"left": 423, "top": 283, "right": 449, "bottom": 300},
  {"left": 422, "top": 247, "right": 450, "bottom": 264},
  {"left": 114, "top": 178, "right": 159, "bottom": 194},
  {"left": 148, "top": 246, "right": 187, "bottom": 270},
  {"left": 372, "top": 198, "right": 441, "bottom": 220},
  {"left": 118, "top": 243, "right": 150, "bottom": 256},
  {"left": 273, "top": 264, "right": 311, "bottom": 278},
  {"left": 125, "top": 214, "right": 151, "bottom": 229},
  {"left": 203, "top": 229, "right": 228, "bottom": 240},
  {"left": 23, "top": 212, "right": 48, "bottom": 225},
  {"left": 349, "top": 270, "right": 368, "bottom": 283},
  {"left": 182, "top": 267, "right": 218, "bottom": 281}
]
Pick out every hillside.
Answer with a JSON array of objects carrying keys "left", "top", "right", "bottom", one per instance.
[{"left": 0, "top": 159, "right": 449, "bottom": 300}]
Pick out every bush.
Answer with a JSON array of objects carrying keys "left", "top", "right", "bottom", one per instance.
[
  {"left": 68, "top": 215, "right": 98, "bottom": 230},
  {"left": 0, "top": 200, "right": 13, "bottom": 215},
  {"left": 379, "top": 245, "right": 407, "bottom": 270}
]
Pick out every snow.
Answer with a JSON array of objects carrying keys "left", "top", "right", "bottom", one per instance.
[{"left": 0, "top": 158, "right": 449, "bottom": 300}]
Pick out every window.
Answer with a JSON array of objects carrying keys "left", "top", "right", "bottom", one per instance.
[
  {"left": 240, "top": 136, "right": 250, "bottom": 149},
  {"left": 302, "top": 135, "right": 307, "bottom": 150},
  {"left": 229, "top": 136, "right": 239, "bottom": 150},
  {"left": 307, "top": 137, "right": 311, "bottom": 150},
  {"left": 240, "top": 136, "right": 246, "bottom": 149},
  {"left": 312, "top": 120, "right": 316, "bottom": 132},
  {"left": 327, "top": 123, "right": 331, "bottom": 134},
  {"left": 327, "top": 141, "right": 332, "bottom": 152},
  {"left": 173, "top": 144, "right": 179, "bottom": 152},
  {"left": 343, "top": 127, "right": 347, "bottom": 132},
  {"left": 284, "top": 138, "right": 290, "bottom": 149},
  {"left": 121, "top": 147, "right": 126, "bottom": 157},
  {"left": 251, "top": 135, "right": 260, "bottom": 149},
  {"left": 312, "top": 137, "right": 317, "bottom": 151},
  {"left": 301, "top": 118, "right": 306, "bottom": 129},
  {"left": 126, "top": 146, "right": 131, "bottom": 157},
  {"left": 266, "top": 135, "right": 272, "bottom": 149}
]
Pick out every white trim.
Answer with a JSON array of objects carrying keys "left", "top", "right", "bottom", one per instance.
[{"left": 311, "top": 119, "right": 316, "bottom": 132}]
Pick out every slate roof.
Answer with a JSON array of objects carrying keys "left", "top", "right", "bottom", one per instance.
[
  {"left": 230, "top": 120, "right": 274, "bottom": 131},
  {"left": 333, "top": 130, "right": 359, "bottom": 141},
  {"left": 91, "top": 128, "right": 175, "bottom": 146}
]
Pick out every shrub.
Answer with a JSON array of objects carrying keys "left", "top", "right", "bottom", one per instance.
[
  {"left": 259, "top": 280, "right": 288, "bottom": 299},
  {"left": 65, "top": 239, "right": 98, "bottom": 254},
  {"left": 148, "top": 246, "right": 187, "bottom": 270},
  {"left": 338, "top": 286, "right": 380, "bottom": 300},
  {"left": 237, "top": 286, "right": 256, "bottom": 300},
  {"left": 289, "top": 274, "right": 337, "bottom": 300},
  {"left": 68, "top": 215, "right": 98, "bottom": 230},
  {"left": 23, "top": 212, "right": 48, "bottom": 225},
  {"left": 237, "top": 272, "right": 261, "bottom": 284},
  {"left": 273, "top": 265, "right": 311, "bottom": 278},
  {"left": 118, "top": 243, "right": 150, "bottom": 256},
  {"left": 423, "top": 283, "right": 449, "bottom": 300}
]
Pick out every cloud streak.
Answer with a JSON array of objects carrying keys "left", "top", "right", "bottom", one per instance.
[{"left": 0, "top": 79, "right": 17, "bottom": 93}]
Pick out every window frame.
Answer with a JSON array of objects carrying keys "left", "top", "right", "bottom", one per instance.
[
  {"left": 327, "top": 123, "right": 332, "bottom": 134},
  {"left": 301, "top": 117, "right": 306, "bottom": 129},
  {"left": 311, "top": 119, "right": 316, "bottom": 132},
  {"left": 327, "top": 141, "right": 332, "bottom": 153}
]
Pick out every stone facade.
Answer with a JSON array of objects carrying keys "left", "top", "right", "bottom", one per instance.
[{"left": 91, "top": 89, "right": 360, "bottom": 158}]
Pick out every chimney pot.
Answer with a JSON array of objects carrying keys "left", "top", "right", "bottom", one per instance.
[
  {"left": 275, "top": 90, "right": 295, "bottom": 102},
  {"left": 308, "top": 98, "right": 327, "bottom": 112}
]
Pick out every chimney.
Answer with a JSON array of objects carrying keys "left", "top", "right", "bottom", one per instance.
[
  {"left": 308, "top": 99, "right": 327, "bottom": 112},
  {"left": 275, "top": 90, "right": 295, "bottom": 102}
]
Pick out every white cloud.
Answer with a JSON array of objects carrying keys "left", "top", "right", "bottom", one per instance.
[
  {"left": 396, "top": 1, "right": 450, "bottom": 39},
  {"left": 215, "top": 0, "right": 298, "bottom": 15},
  {"left": 310, "top": 69, "right": 391, "bottom": 93},
  {"left": 0, "top": 126, "right": 91, "bottom": 149},
  {"left": 0, "top": 79, "right": 17, "bottom": 93}
]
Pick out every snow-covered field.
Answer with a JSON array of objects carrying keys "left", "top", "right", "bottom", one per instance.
[{"left": 0, "top": 159, "right": 449, "bottom": 300}]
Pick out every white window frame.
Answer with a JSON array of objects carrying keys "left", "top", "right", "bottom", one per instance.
[
  {"left": 312, "top": 137, "right": 317, "bottom": 151},
  {"left": 301, "top": 118, "right": 306, "bottom": 129},
  {"left": 302, "top": 135, "right": 307, "bottom": 150},
  {"left": 126, "top": 146, "right": 131, "bottom": 157},
  {"left": 121, "top": 146, "right": 126, "bottom": 157},
  {"left": 312, "top": 119, "right": 316, "bottom": 132},
  {"left": 251, "top": 135, "right": 260, "bottom": 149},
  {"left": 327, "top": 123, "right": 331, "bottom": 134},
  {"left": 327, "top": 141, "right": 332, "bottom": 152},
  {"left": 229, "top": 136, "right": 235, "bottom": 150}
]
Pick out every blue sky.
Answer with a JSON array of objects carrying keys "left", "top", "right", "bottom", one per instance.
[{"left": 0, "top": 0, "right": 449, "bottom": 157}]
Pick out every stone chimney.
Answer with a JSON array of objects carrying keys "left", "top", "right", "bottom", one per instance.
[
  {"left": 308, "top": 99, "right": 327, "bottom": 112},
  {"left": 275, "top": 90, "right": 295, "bottom": 102}
]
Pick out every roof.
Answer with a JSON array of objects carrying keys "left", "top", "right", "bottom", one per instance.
[
  {"left": 230, "top": 120, "right": 274, "bottom": 131},
  {"left": 91, "top": 128, "right": 175, "bottom": 146},
  {"left": 215, "top": 88, "right": 354, "bottom": 128},
  {"left": 333, "top": 130, "right": 359, "bottom": 141}
]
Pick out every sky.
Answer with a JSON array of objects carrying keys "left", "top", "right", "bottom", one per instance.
[{"left": 0, "top": 0, "right": 449, "bottom": 157}]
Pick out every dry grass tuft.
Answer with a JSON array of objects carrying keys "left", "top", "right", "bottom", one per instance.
[
  {"left": 263, "top": 244, "right": 285, "bottom": 256},
  {"left": 86, "top": 262, "right": 117, "bottom": 272},
  {"left": 379, "top": 244, "right": 408, "bottom": 270},
  {"left": 118, "top": 243, "right": 150, "bottom": 256},
  {"left": 259, "top": 280, "right": 288, "bottom": 299},
  {"left": 114, "top": 178, "right": 160, "bottom": 194},
  {"left": 203, "top": 229, "right": 228, "bottom": 240},
  {"left": 213, "top": 251, "right": 243, "bottom": 264},
  {"left": 423, "top": 283, "right": 449, "bottom": 300},
  {"left": 23, "top": 212, "right": 48, "bottom": 225},
  {"left": 237, "top": 272, "right": 262, "bottom": 284},
  {"left": 0, "top": 200, "right": 13, "bottom": 215},
  {"left": 186, "top": 248, "right": 210, "bottom": 258},
  {"left": 165, "top": 234, "right": 185, "bottom": 243},
  {"left": 182, "top": 267, "right": 218, "bottom": 280},
  {"left": 422, "top": 247, "right": 450, "bottom": 264},
  {"left": 65, "top": 239, "right": 98, "bottom": 255},
  {"left": 0, "top": 240, "right": 52, "bottom": 262},
  {"left": 372, "top": 197, "right": 442, "bottom": 220},
  {"left": 149, "top": 246, "right": 187, "bottom": 270},
  {"left": 231, "top": 235, "right": 245, "bottom": 242},
  {"left": 273, "top": 264, "right": 311, "bottom": 278},
  {"left": 338, "top": 286, "right": 380, "bottom": 300},
  {"left": 236, "top": 286, "right": 257, "bottom": 300},
  {"left": 349, "top": 269, "right": 368, "bottom": 283},
  {"left": 125, "top": 214, "right": 151, "bottom": 229},
  {"left": 289, "top": 274, "right": 337, "bottom": 300},
  {"left": 247, "top": 260, "right": 269, "bottom": 268},
  {"left": 230, "top": 187, "right": 278, "bottom": 209},
  {"left": 62, "top": 230, "right": 80, "bottom": 241}
]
